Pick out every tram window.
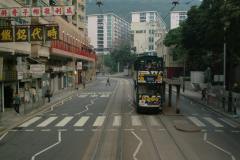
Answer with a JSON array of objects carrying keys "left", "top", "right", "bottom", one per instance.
[{"left": 138, "top": 84, "right": 160, "bottom": 95}]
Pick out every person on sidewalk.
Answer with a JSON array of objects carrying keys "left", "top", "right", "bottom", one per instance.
[
  {"left": 46, "top": 88, "right": 51, "bottom": 103},
  {"left": 201, "top": 88, "right": 207, "bottom": 101},
  {"left": 82, "top": 76, "right": 86, "bottom": 89},
  {"left": 106, "top": 77, "right": 111, "bottom": 86},
  {"left": 13, "top": 93, "right": 21, "bottom": 114}
]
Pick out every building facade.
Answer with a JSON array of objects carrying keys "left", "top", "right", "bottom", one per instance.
[
  {"left": 87, "top": 13, "right": 130, "bottom": 55},
  {"left": 0, "top": 0, "right": 96, "bottom": 113},
  {"left": 170, "top": 11, "right": 187, "bottom": 29},
  {"left": 131, "top": 11, "right": 167, "bottom": 55}
]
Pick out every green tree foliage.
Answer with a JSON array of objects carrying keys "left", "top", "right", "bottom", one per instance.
[
  {"left": 164, "top": 0, "right": 240, "bottom": 71},
  {"left": 104, "top": 45, "right": 136, "bottom": 73}
]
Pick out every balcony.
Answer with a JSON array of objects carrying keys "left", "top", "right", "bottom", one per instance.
[
  {"left": 1, "top": 71, "right": 17, "bottom": 81},
  {"left": 51, "top": 40, "right": 96, "bottom": 61}
]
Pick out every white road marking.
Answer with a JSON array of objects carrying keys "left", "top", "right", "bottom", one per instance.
[
  {"left": 41, "top": 129, "right": 51, "bottom": 132},
  {"left": 25, "top": 129, "right": 34, "bottom": 132},
  {"left": 188, "top": 116, "right": 206, "bottom": 127},
  {"left": 140, "top": 129, "right": 147, "bottom": 131},
  {"left": 86, "top": 113, "right": 94, "bottom": 115},
  {"left": 131, "top": 116, "right": 142, "bottom": 126},
  {"left": 37, "top": 117, "right": 58, "bottom": 127},
  {"left": 219, "top": 118, "right": 239, "bottom": 128},
  {"left": 100, "top": 94, "right": 110, "bottom": 98},
  {"left": 19, "top": 117, "right": 41, "bottom": 127},
  {"left": 158, "top": 128, "right": 166, "bottom": 131},
  {"left": 62, "top": 113, "right": 68, "bottom": 116},
  {"left": 75, "top": 98, "right": 97, "bottom": 115},
  {"left": 31, "top": 131, "right": 62, "bottom": 160},
  {"left": 203, "top": 133, "right": 236, "bottom": 160},
  {"left": 113, "top": 116, "right": 121, "bottom": 127},
  {"left": 90, "top": 94, "right": 98, "bottom": 98},
  {"left": 93, "top": 116, "right": 106, "bottom": 127},
  {"left": 74, "top": 116, "right": 90, "bottom": 127},
  {"left": 77, "top": 94, "right": 88, "bottom": 98},
  {"left": 124, "top": 129, "right": 135, "bottom": 131},
  {"left": 9, "top": 129, "right": 18, "bottom": 132},
  {"left": 0, "top": 132, "right": 8, "bottom": 141},
  {"left": 55, "top": 116, "right": 73, "bottom": 127},
  {"left": 147, "top": 116, "right": 160, "bottom": 126},
  {"left": 131, "top": 131, "right": 143, "bottom": 160},
  {"left": 204, "top": 117, "right": 224, "bottom": 128}
]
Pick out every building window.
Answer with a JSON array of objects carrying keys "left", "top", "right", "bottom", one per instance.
[
  {"left": 149, "top": 37, "right": 154, "bottom": 43},
  {"left": 140, "top": 12, "right": 146, "bottom": 22},
  {"left": 149, "top": 45, "right": 154, "bottom": 50}
]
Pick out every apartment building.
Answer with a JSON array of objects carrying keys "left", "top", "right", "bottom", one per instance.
[
  {"left": 170, "top": 11, "right": 188, "bottom": 29},
  {"left": 131, "top": 11, "right": 167, "bottom": 55},
  {"left": 87, "top": 13, "right": 130, "bottom": 55}
]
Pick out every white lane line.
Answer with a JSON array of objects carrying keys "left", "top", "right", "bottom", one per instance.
[
  {"left": 131, "top": 131, "right": 143, "bottom": 160},
  {"left": 219, "top": 118, "right": 239, "bottom": 128},
  {"left": 113, "top": 116, "right": 121, "bottom": 127},
  {"left": 100, "top": 94, "right": 110, "bottom": 98},
  {"left": 131, "top": 116, "right": 142, "bottom": 126},
  {"left": 74, "top": 116, "right": 90, "bottom": 127},
  {"left": 147, "top": 116, "right": 160, "bottom": 126},
  {"left": 203, "top": 133, "right": 236, "bottom": 160},
  {"left": 19, "top": 117, "right": 41, "bottom": 127},
  {"left": 124, "top": 129, "right": 135, "bottom": 131},
  {"left": 75, "top": 98, "right": 97, "bottom": 115},
  {"left": 37, "top": 117, "right": 58, "bottom": 127},
  {"left": 188, "top": 116, "right": 206, "bottom": 127},
  {"left": 55, "top": 116, "right": 73, "bottom": 127},
  {"left": 93, "top": 116, "right": 106, "bottom": 127},
  {"left": 90, "top": 94, "right": 98, "bottom": 98},
  {"left": 0, "top": 132, "right": 8, "bottom": 141},
  {"left": 77, "top": 94, "right": 88, "bottom": 98},
  {"left": 31, "top": 131, "right": 62, "bottom": 160},
  {"left": 204, "top": 117, "right": 224, "bottom": 128}
]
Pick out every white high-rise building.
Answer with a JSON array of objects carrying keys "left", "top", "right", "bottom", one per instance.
[
  {"left": 170, "top": 11, "right": 188, "bottom": 29},
  {"left": 87, "top": 13, "right": 130, "bottom": 55},
  {"left": 131, "top": 11, "right": 166, "bottom": 55}
]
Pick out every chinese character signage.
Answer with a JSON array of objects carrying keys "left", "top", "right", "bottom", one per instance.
[
  {"left": 15, "top": 26, "right": 29, "bottom": 42},
  {"left": 30, "top": 26, "right": 43, "bottom": 41},
  {"left": 0, "top": 24, "right": 59, "bottom": 42},
  {"left": 0, "top": 27, "right": 13, "bottom": 42},
  {"left": 0, "top": 6, "right": 74, "bottom": 18},
  {"left": 139, "top": 95, "right": 161, "bottom": 107},
  {"left": 45, "top": 25, "right": 59, "bottom": 41}
]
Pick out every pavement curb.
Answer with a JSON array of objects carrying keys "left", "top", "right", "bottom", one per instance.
[{"left": 0, "top": 91, "right": 76, "bottom": 137}]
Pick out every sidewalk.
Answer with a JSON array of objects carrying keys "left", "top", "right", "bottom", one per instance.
[
  {"left": 175, "top": 87, "right": 240, "bottom": 123},
  {"left": 0, "top": 87, "right": 78, "bottom": 135}
]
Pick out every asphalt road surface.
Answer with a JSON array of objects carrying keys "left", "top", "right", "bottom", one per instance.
[{"left": 0, "top": 77, "right": 240, "bottom": 160}]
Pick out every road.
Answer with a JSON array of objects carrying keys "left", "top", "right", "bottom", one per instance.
[{"left": 0, "top": 77, "right": 240, "bottom": 160}]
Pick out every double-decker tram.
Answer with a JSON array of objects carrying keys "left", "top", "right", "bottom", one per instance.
[{"left": 133, "top": 54, "right": 164, "bottom": 113}]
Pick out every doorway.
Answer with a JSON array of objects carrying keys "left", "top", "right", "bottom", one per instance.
[{"left": 4, "top": 85, "right": 13, "bottom": 108}]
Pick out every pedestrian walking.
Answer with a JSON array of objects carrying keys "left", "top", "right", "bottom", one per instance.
[
  {"left": 46, "top": 88, "right": 51, "bottom": 103},
  {"left": 106, "top": 77, "right": 111, "bottom": 86},
  {"left": 201, "top": 88, "right": 207, "bottom": 101},
  {"left": 82, "top": 76, "right": 86, "bottom": 88},
  {"left": 13, "top": 93, "right": 21, "bottom": 114}
]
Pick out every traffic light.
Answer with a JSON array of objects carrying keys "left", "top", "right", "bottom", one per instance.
[{"left": 49, "top": 0, "right": 56, "bottom": 6}]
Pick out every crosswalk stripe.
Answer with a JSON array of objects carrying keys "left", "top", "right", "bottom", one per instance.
[
  {"left": 132, "top": 116, "right": 142, "bottom": 126},
  {"left": 113, "top": 116, "right": 121, "bottom": 127},
  {"left": 188, "top": 116, "right": 206, "bottom": 127},
  {"left": 37, "top": 117, "right": 58, "bottom": 127},
  {"left": 204, "top": 117, "right": 224, "bottom": 127},
  {"left": 19, "top": 117, "right": 41, "bottom": 127},
  {"left": 90, "top": 95, "right": 98, "bottom": 97},
  {"left": 74, "top": 116, "right": 90, "bottom": 127},
  {"left": 219, "top": 118, "right": 239, "bottom": 128},
  {"left": 93, "top": 116, "right": 106, "bottom": 127},
  {"left": 147, "top": 116, "right": 160, "bottom": 126},
  {"left": 55, "top": 116, "right": 73, "bottom": 127},
  {"left": 78, "top": 95, "right": 88, "bottom": 98},
  {"left": 100, "top": 94, "right": 110, "bottom": 98}
]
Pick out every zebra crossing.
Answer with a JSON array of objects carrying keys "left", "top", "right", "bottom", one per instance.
[
  {"left": 18, "top": 115, "right": 162, "bottom": 129},
  {"left": 188, "top": 116, "right": 239, "bottom": 128},
  {"left": 18, "top": 115, "right": 239, "bottom": 129},
  {"left": 77, "top": 94, "right": 110, "bottom": 98}
]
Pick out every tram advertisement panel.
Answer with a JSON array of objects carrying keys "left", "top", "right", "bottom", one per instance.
[
  {"left": 139, "top": 95, "right": 161, "bottom": 106},
  {"left": 138, "top": 71, "right": 163, "bottom": 83}
]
